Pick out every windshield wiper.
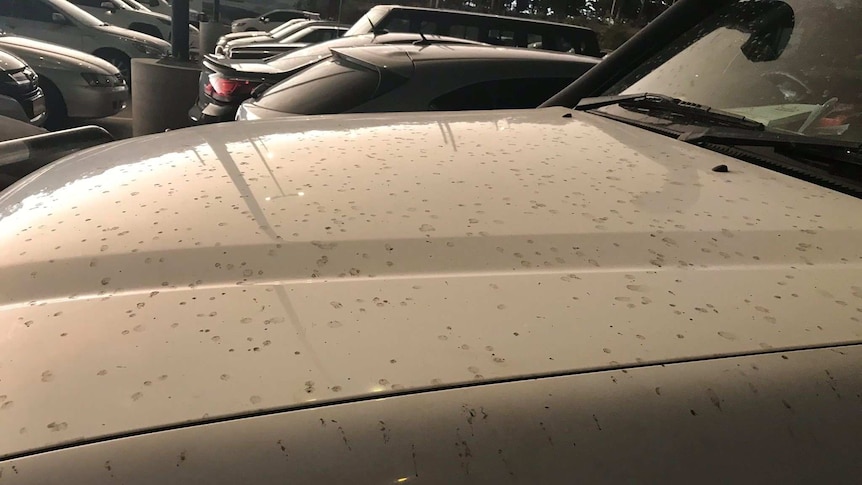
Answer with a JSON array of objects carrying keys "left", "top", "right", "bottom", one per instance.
[
  {"left": 680, "top": 125, "right": 862, "bottom": 167},
  {"left": 576, "top": 93, "right": 765, "bottom": 131}
]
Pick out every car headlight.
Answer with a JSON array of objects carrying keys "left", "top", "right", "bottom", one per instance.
[{"left": 81, "top": 72, "right": 120, "bottom": 87}]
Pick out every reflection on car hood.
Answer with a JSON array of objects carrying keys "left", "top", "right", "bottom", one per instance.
[
  {"left": 0, "top": 48, "right": 27, "bottom": 71},
  {"left": 98, "top": 24, "right": 171, "bottom": 48},
  {"left": 225, "top": 34, "right": 275, "bottom": 48},
  {"left": 1, "top": 108, "right": 861, "bottom": 459},
  {"left": 230, "top": 42, "right": 307, "bottom": 51},
  {"left": 220, "top": 31, "right": 271, "bottom": 43},
  {"left": 0, "top": 36, "right": 119, "bottom": 74}
]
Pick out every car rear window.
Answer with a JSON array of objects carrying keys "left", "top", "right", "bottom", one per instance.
[{"left": 256, "top": 58, "right": 386, "bottom": 115}]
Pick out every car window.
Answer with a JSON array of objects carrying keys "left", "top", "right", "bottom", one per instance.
[
  {"left": 419, "top": 20, "right": 437, "bottom": 34},
  {"left": 256, "top": 57, "right": 402, "bottom": 115},
  {"left": 269, "top": 11, "right": 301, "bottom": 21},
  {"left": 448, "top": 24, "right": 480, "bottom": 40},
  {"left": 385, "top": 16, "right": 410, "bottom": 33},
  {"left": 298, "top": 28, "right": 333, "bottom": 43},
  {"left": 487, "top": 29, "right": 516, "bottom": 46},
  {"left": 430, "top": 77, "right": 576, "bottom": 110},
  {"left": 11, "top": 0, "right": 57, "bottom": 21}
]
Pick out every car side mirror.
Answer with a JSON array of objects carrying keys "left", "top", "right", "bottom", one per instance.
[
  {"left": 100, "top": 1, "right": 114, "bottom": 9},
  {"left": 259, "top": 16, "right": 268, "bottom": 21},
  {"left": 51, "top": 12, "right": 68, "bottom": 24}
]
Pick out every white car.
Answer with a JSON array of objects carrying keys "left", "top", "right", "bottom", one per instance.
[
  {"left": 224, "top": 23, "right": 346, "bottom": 58},
  {"left": 230, "top": 8, "right": 319, "bottom": 32},
  {"left": 68, "top": 0, "right": 200, "bottom": 52},
  {"left": 0, "top": 0, "right": 170, "bottom": 80},
  {"left": 216, "top": 19, "right": 338, "bottom": 54},
  {"left": 0, "top": 32, "right": 128, "bottom": 126},
  {"left": 214, "top": 17, "right": 306, "bottom": 53},
  {"left": 1, "top": 0, "right": 862, "bottom": 482}
]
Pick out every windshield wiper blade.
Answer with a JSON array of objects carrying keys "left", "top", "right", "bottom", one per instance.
[
  {"left": 679, "top": 126, "right": 862, "bottom": 150},
  {"left": 680, "top": 126, "right": 862, "bottom": 167},
  {"left": 575, "top": 93, "right": 765, "bottom": 131}
]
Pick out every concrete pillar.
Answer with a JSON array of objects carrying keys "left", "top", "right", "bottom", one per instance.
[
  {"left": 200, "top": 20, "right": 230, "bottom": 55},
  {"left": 132, "top": 58, "right": 200, "bottom": 137}
]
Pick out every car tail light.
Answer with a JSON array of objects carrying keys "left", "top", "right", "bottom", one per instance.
[{"left": 205, "top": 74, "right": 257, "bottom": 102}]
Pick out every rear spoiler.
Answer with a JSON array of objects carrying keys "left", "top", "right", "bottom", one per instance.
[{"left": 0, "top": 126, "right": 113, "bottom": 190}]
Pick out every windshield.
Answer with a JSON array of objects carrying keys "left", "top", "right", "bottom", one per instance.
[
  {"left": 52, "top": 0, "right": 107, "bottom": 26},
  {"left": 601, "top": 0, "right": 862, "bottom": 142},
  {"left": 344, "top": 6, "right": 390, "bottom": 36}
]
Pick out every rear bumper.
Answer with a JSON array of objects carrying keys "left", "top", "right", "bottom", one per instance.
[{"left": 188, "top": 100, "right": 239, "bottom": 124}]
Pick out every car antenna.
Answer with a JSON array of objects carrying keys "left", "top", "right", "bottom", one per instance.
[{"left": 369, "top": 17, "right": 378, "bottom": 37}]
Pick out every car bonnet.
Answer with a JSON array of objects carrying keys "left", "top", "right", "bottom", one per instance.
[
  {"left": 1, "top": 107, "right": 861, "bottom": 459},
  {"left": 0, "top": 36, "right": 120, "bottom": 75}
]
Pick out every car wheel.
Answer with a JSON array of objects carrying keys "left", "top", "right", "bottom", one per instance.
[
  {"left": 41, "top": 78, "right": 68, "bottom": 130},
  {"left": 95, "top": 50, "right": 132, "bottom": 87}
]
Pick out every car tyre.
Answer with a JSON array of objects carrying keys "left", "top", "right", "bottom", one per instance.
[
  {"left": 94, "top": 49, "right": 132, "bottom": 88},
  {"left": 40, "top": 78, "right": 68, "bottom": 130}
]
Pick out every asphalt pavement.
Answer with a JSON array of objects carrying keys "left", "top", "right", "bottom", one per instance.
[{"left": 65, "top": 99, "right": 134, "bottom": 140}]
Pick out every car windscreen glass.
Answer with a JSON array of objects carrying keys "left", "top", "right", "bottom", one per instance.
[
  {"left": 256, "top": 58, "right": 387, "bottom": 115},
  {"left": 344, "top": 6, "right": 389, "bottom": 36},
  {"left": 599, "top": 0, "right": 862, "bottom": 143}
]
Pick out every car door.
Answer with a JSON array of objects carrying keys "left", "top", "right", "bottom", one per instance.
[{"left": 0, "top": 0, "right": 84, "bottom": 50}]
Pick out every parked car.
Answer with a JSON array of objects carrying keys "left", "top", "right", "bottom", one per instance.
[
  {"left": 214, "top": 17, "right": 306, "bottom": 52},
  {"left": 231, "top": 9, "right": 320, "bottom": 32},
  {"left": 67, "top": 0, "right": 200, "bottom": 51},
  {"left": 0, "top": 32, "right": 127, "bottom": 127},
  {"left": 224, "top": 24, "right": 347, "bottom": 59},
  {"left": 0, "top": 49, "right": 45, "bottom": 125},
  {"left": 236, "top": 44, "right": 598, "bottom": 120},
  {"left": 3, "top": 0, "right": 862, "bottom": 482},
  {"left": 216, "top": 19, "right": 339, "bottom": 54},
  {"left": 347, "top": 4, "right": 602, "bottom": 57},
  {"left": 0, "top": 0, "right": 171, "bottom": 80},
  {"left": 192, "top": 32, "right": 486, "bottom": 123}
]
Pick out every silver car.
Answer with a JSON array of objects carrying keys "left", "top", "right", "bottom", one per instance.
[{"left": 0, "top": 32, "right": 127, "bottom": 126}]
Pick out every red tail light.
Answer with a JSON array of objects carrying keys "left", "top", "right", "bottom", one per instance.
[{"left": 205, "top": 74, "right": 258, "bottom": 102}]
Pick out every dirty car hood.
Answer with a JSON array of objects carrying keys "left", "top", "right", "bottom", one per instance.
[{"left": 1, "top": 108, "right": 861, "bottom": 459}]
